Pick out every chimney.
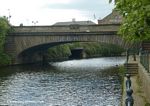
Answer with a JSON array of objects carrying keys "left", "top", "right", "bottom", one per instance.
[{"left": 72, "top": 18, "right": 76, "bottom": 22}]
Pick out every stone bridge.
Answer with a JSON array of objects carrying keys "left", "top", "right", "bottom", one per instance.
[{"left": 5, "top": 24, "right": 132, "bottom": 64}]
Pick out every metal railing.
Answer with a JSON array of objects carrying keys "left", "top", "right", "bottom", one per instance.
[
  {"left": 126, "top": 48, "right": 139, "bottom": 63},
  {"left": 125, "top": 74, "right": 134, "bottom": 106},
  {"left": 140, "top": 50, "right": 149, "bottom": 72}
]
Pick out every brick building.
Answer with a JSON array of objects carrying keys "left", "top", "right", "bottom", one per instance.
[{"left": 98, "top": 10, "right": 122, "bottom": 24}]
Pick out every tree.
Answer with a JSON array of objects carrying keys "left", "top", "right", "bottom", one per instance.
[
  {"left": 110, "top": 0, "right": 150, "bottom": 41},
  {"left": 0, "top": 16, "right": 11, "bottom": 65},
  {"left": 0, "top": 16, "right": 10, "bottom": 51}
]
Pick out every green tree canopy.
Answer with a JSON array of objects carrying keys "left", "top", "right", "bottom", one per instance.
[
  {"left": 0, "top": 16, "right": 11, "bottom": 66},
  {"left": 0, "top": 16, "right": 10, "bottom": 51},
  {"left": 110, "top": 0, "right": 150, "bottom": 41}
]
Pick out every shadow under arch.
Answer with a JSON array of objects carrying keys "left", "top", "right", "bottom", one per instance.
[
  {"left": 17, "top": 41, "right": 81, "bottom": 64},
  {"left": 17, "top": 40, "right": 129, "bottom": 64}
]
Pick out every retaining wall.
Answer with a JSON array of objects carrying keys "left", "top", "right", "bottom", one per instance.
[{"left": 138, "top": 62, "right": 150, "bottom": 102}]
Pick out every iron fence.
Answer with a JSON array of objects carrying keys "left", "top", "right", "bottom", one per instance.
[{"left": 140, "top": 50, "right": 149, "bottom": 72}]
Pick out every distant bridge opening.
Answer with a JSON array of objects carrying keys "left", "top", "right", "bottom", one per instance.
[{"left": 17, "top": 41, "right": 126, "bottom": 64}]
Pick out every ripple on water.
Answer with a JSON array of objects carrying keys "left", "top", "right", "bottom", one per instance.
[{"left": 0, "top": 57, "right": 125, "bottom": 106}]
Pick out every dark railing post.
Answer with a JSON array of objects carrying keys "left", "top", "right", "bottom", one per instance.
[
  {"left": 140, "top": 50, "right": 149, "bottom": 73},
  {"left": 126, "top": 49, "right": 129, "bottom": 63},
  {"left": 125, "top": 74, "right": 134, "bottom": 106},
  {"left": 125, "top": 89, "right": 134, "bottom": 106},
  {"left": 126, "top": 74, "right": 131, "bottom": 89},
  {"left": 146, "top": 51, "right": 149, "bottom": 72}
]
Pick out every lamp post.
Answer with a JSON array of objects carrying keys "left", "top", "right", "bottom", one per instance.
[
  {"left": 7, "top": 9, "right": 11, "bottom": 23},
  {"left": 32, "top": 21, "right": 38, "bottom": 26}
]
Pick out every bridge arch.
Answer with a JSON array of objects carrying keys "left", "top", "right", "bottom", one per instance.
[
  {"left": 18, "top": 41, "right": 73, "bottom": 64},
  {"left": 5, "top": 25, "right": 134, "bottom": 64},
  {"left": 17, "top": 37, "right": 129, "bottom": 64}
]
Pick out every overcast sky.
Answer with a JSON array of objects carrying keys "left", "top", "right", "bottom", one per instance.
[{"left": 0, "top": 0, "right": 114, "bottom": 26}]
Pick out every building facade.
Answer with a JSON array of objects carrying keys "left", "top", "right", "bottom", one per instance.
[{"left": 98, "top": 10, "right": 122, "bottom": 24}]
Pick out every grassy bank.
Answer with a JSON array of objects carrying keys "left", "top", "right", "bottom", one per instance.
[
  {"left": 118, "top": 66, "right": 125, "bottom": 92},
  {"left": 47, "top": 42, "right": 125, "bottom": 59},
  {"left": 117, "top": 66, "right": 126, "bottom": 106}
]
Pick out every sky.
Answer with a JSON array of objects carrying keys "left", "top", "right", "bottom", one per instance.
[{"left": 0, "top": 0, "right": 114, "bottom": 26}]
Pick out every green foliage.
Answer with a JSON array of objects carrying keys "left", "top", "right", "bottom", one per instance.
[
  {"left": 0, "top": 16, "right": 11, "bottom": 66},
  {"left": 110, "top": 0, "right": 150, "bottom": 41},
  {"left": 145, "top": 103, "right": 150, "bottom": 106},
  {"left": 47, "top": 42, "right": 125, "bottom": 59},
  {"left": 48, "top": 44, "right": 71, "bottom": 59},
  {"left": 0, "top": 52, "right": 11, "bottom": 66},
  {"left": 0, "top": 17, "right": 10, "bottom": 51}
]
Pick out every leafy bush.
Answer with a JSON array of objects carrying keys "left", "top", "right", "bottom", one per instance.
[
  {"left": 0, "top": 16, "right": 11, "bottom": 66},
  {"left": 145, "top": 103, "right": 150, "bottom": 106},
  {"left": 48, "top": 44, "right": 71, "bottom": 59},
  {"left": 47, "top": 42, "right": 125, "bottom": 59},
  {"left": 0, "top": 52, "right": 11, "bottom": 66}
]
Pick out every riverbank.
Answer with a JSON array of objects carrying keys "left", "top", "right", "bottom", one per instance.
[
  {"left": 122, "top": 56, "right": 150, "bottom": 106},
  {"left": 47, "top": 42, "right": 125, "bottom": 59}
]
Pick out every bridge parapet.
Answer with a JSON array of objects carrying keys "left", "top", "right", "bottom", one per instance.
[
  {"left": 8, "top": 31, "right": 117, "bottom": 36},
  {"left": 12, "top": 24, "right": 120, "bottom": 33}
]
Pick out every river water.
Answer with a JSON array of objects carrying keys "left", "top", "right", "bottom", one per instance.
[{"left": 0, "top": 57, "right": 125, "bottom": 106}]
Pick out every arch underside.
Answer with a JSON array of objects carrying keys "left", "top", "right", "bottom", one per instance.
[
  {"left": 16, "top": 34, "right": 129, "bottom": 55},
  {"left": 17, "top": 39, "right": 131, "bottom": 64},
  {"left": 8, "top": 32, "right": 138, "bottom": 64}
]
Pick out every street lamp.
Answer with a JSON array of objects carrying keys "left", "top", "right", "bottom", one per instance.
[
  {"left": 32, "top": 21, "right": 38, "bottom": 25},
  {"left": 7, "top": 9, "right": 11, "bottom": 22}
]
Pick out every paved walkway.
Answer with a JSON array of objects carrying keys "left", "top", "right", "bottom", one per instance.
[{"left": 122, "top": 56, "right": 146, "bottom": 106}]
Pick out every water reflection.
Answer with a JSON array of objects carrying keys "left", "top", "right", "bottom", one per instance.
[
  {"left": 0, "top": 57, "right": 125, "bottom": 106},
  {"left": 51, "top": 57, "right": 125, "bottom": 71}
]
